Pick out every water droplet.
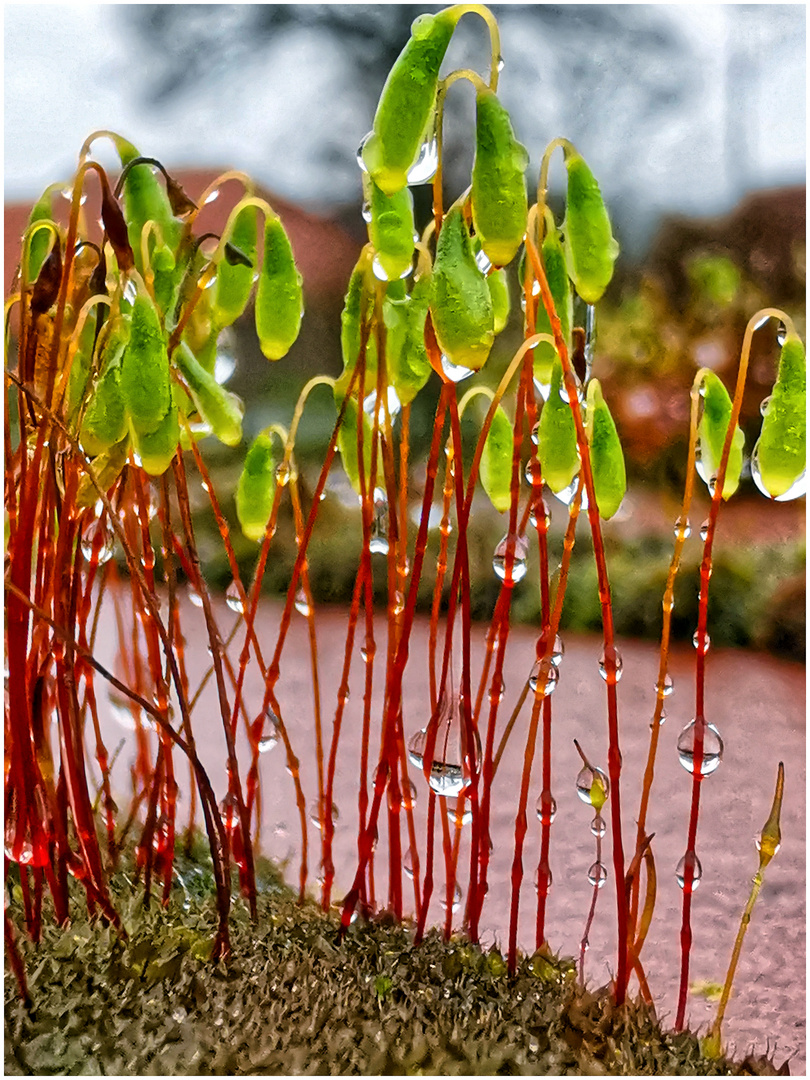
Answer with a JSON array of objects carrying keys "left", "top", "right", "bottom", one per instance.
[
  {"left": 535, "top": 793, "right": 557, "bottom": 825},
  {"left": 492, "top": 533, "right": 529, "bottom": 583},
  {"left": 356, "top": 132, "right": 372, "bottom": 172},
  {"left": 219, "top": 791, "right": 239, "bottom": 832},
  {"left": 590, "top": 814, "right": 606, "bottom": 838},
  {"left": 253, "top": 708, "right": 280, "bottom": 753},
  {"left": 441, "top": 882, "right": 462, "bottom": 913},
  {"left": 363, "top": 385, "right": 402, "bottom": 421},
  {"left": 488, "top": 677, "right": 504, "bottom": 704},
  {"left": 534, "top": 868, "right": 553, "bottom": 894},
  {"left": 759, "top": 395, "right": 772, "bottom": 417},
  {"left": 673, "top": 515, "right": 692, "bottom": 540},
  {"left": 225, "top": 582, "right": 244, "bottom": 614},
  {"left": 597, "top": 645, "right": 623, "bottom": 683},
  {"left": 587, "top": 861, "right": 608, "bottom": 888},
  {"left": 552, "top": 474, "right": 588, "bottom": 510},
  {"left": 559, "top": 374, "right": 584, "bottom": 405},
  {"left": 675, "top": 851, "right": 703, "bottom": 891},
  {"left": 475, "top": 248, "right": 492, "bottom": 275},
  {"left": 575, "top": 765, "right": 609, "bottom": 807},
  {"left": 529, "top": 658, "right": 559, "bottom": 696},
  {"left": 532, "top": 376, "right": 551, "bottom": 401},
  {"left": 656, "top": 673, "right": 674, "bottom": 698},
  {"left": 360, "top": 641, "right": 374, "bottom": 664},
  {"left": 407, "top": 136, "right": 439, "bottom": 185},
  {"left": 699, "top": 519, "right": 710, "bottom": 542},
  {"left": 651, "top": 708, "right": 667, "bottom": 729},
  {"left": 372, "top": 253, "right": 412, "bottom": 282},
  {"left": 496, "top": 54, "right": 505, "bottom": 73},
  {"left": 401, "top": 779, "right": 417, "bottom": 812},
  {"left": 403, "top": 848, "right": 415, "bottom": 879},
  {"left": 123, "top": 278, "right": 137, "bottom": 304},
  {"left": 393, "top": 590, "right": 405, "bottom": 615},
  {"left": 692, "top": 629, "right": 710, "bottom": 654},
  {"left": 188, "top": 587, "right": 203, "bottom": 608},
  {"left": 524, "top": 457, "right": 541, "bottom": 486},
  {"left": 751, "top": 444, "right": 807, "bottom": 501},
  {"left": 530, "top": 421, "right": 540, "bottom": 446},
  {"left": 361, "top": 200, "right": 372, "bottom": 223},
  {"left": 214, "top": 349, "right": 236, "bottom": 386},
  {"left": 440, "top": 355, "right": 475, "bottom": 383},
  {"left": 408, "top": 697, "right": 482, "bottom": 798},
  {"left": 80, "top": 520, "right": 115, "bottom": 565},
  {"left": 755, "top": 834, "right": 781, "bottom": 857},
  {"left": 529, "top": 500, "right": 551, "bottom": 531},
  {"left": 677, "top": 719, "right": 723, "bottom": 776},
  {"left": 369, "top": 486, "right": 390, "bottom": 555},
  {"left": 309, "top": 800, "right": 339, "bottom": 831},
  {"left": 776, "top": 321, "right": 787, "bottom": 346},
  {"left": 294, "top": 587, "right": 311, "bottom": 617},
  {"left": 275, "top": 461, "right": 292, "bottom": 487}
]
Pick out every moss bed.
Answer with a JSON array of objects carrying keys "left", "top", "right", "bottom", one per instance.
[{"left": 4, "top": 844, "right": 788, "bottom": 1076}]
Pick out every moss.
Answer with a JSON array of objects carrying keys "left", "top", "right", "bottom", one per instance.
[{"left": 4, "top": 848, "right": 768, "bottom": 1076}]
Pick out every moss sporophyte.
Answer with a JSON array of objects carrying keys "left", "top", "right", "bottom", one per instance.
[{"left": 4, "top": 6, "right": 803, "bottom": 1074}]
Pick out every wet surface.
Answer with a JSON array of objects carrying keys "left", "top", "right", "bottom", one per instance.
[{"left": 95, "top": 597, "right": 805, "bottom": 1072}]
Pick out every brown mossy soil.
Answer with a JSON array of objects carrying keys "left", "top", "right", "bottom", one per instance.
[{"left": 4, "top": 844, "right": 789, "bottom": 1076}]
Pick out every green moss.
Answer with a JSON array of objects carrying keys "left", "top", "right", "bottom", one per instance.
[{"left": 5, "top": 848, "right": 746, "bottom": 1076}]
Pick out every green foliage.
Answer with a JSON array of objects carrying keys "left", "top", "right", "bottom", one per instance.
[
  {"left": 174, "top": 342, "right": 244, "bottom": 448},
  {"left": 119, "top": 290, "right": 172, "bottom": 437},
  {"left": 530, "top": 225, "right": 572, "bottom": 385},
  {"left": 336, "top": 395, "right": 373, "bottom": 495},
  {"left": 754, "top": 333, "right": 806, "bottom": 499},
  {"left": 384, "top": 274, "right": 432, "bottom": 406},
  {"left": 487, "top": 267, "right": 511, "bottom": 335}
]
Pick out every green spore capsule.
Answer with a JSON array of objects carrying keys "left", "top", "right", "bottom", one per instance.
[
  {"left": 132, "top": 399, "right": 180, "bottom": 477},
  {"left": 471, "top": 89, "right": 529, "bottom": 268},
  {"left": 524, "top": 227, "right": 572, "bottom": 386},
  {"left": 174, "top": 341, "right": 244, "bottom": 448},
  {"left": 536, "top": 358, "right": 579, "bottom": 494},
  {"left": 25, "top": 189, "right": 57, "bottom": 284},
  {"left": 480, "top": 403, "right": 513, "bottom": 513},
  {"left": 384, "top": 274, "right": 432, "bottom": 406},
  {"left": 368, "top": 178, "right": 415, "bottom": 282},
  {"left": 255, "top": 217, "right": 303, "bottom": 361},
  {"left": 430, "top": 205, "right": 494, "bottom": 372},
  {"left": 586, "top": 379, "right": 626, "bottom": 520},
  {"left": 697, "top": 371, "right": 744, "bottom": 499},
  {"left": 119, "top": 290, "right": 172, "bottom": 437},
  {"left": 336, "top": 393, "right": 373, "bottom": 495},
  {"left": 753, "top": 333, "right": 806, "bottom": 500},
  {"left": 336, "top": 255, "right": 378, "bottom": 403},
  {"left": 236, "top": 432, "right": 277, "bottom": 543},
  {"left": 77, "top": 436, "right": 130, "bottom": 508},
  {"left": 562, "top": 151, "right": 619, "bottom": 304},
  {"left": 488, "top": 267, "right": 510, "bottom": 335},
  {"left": 79, "top": 324, "right": 129, "bottom": 457},
  {"left": 65, "top": 313, "right": 98, "bottom": 426},
  {"left": 215, "top": 204, "right": 258, "bottom": 329},
  {"left": 361, "top": 9, "right": 457, "bottom": 195}
]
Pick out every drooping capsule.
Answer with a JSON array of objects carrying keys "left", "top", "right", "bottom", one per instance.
[
  {"left": 480, "top": 404, "right": 513, "bottom": 513},
  {"left": 214, "top": 202, "right": 258, "bottom": 330},
  {"left": 586, "top": 378, "right": 626, "bottom": 520},
  {"left": 696, "top": 371, "right": 744, "bottom": 499},
  {"left": 527, "top": 226, "right": 572, "bottom": 387},
  {"left": 384, "top": 272, "right": 432, "bottom": 406},
  {"left": 174, "top": 341, "right": 244, "bottom": 447},
  {"left": 752, "top": 333, "right": 805, "bottom": 500},
  {"left": 119, "top": 288, "right": 172, "bottom": 438},
  {"left": 535, "top": 358, "right": 579, "bottom": 494},
  {"left": 255, "top": 216, "right": 303, "bottom": 361},
  {"left": 132, "top": 396, "right": 180, "bottom": 476},
  {"left": 431, "top": 204, "right": 494, "bottom": 373},
  {"left": 367, "top": 177, "right": 415, "bottom": 282},
  {"left": 470, "top": 88, "right": 529, "bottom": 268},
  {"left": 562, "top": 150, "right": 619, "bottom": 304},
  {"left": 360, "top": 9, "right": 458, "bottom": 195},
  {"left": 78, "top": 315, "right": 130, "bottom": 456},
  {"left": 487, "top": 267, "right": 511, "bottom": 335},
  {"left": 335, "top": 393, "right": 373, "bottom": 496},
  {"left": 235, "top": 432, "right": 277, "bottom": 543},
  {"left": 24, "top": 186, "right": 58, "bottom": 284}
]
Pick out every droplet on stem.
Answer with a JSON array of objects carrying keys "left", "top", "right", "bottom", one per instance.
[
  {"left": 225, "top": 581, "right": 244, "bottom": 614},
  {"left": 675, "top": 851, "right": 703, "bottom": 891},
  {"left": 294, "top": 586, "right": 311, "bottom": 617},
  {"left": 692, "top": 629, "right": 711, "bottom": 654},
  {"left": 529, "top": 657, "right": 559, "bottom": 696},
  {"left": 587, "top": 861, "right": 608, "bottom": 888},
  {"left": 673, "top": 515, "right": 692, "bottom": 540},
  {"left": 535, "top": 792, "right": 557, "bottom": 825},
  {"left": 492, "top": 533, "right": 529, "bottom": 583},
  {"left": 575, "top": 764, "right": 609, "bottom": 808},
  {"left": 597, "top": 645, "right": 623, "bottom": 682},
  {"left": 677, "top": 719, "right": 723, "bottom": 776}
]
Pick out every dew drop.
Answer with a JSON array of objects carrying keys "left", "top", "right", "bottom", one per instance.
[
  {"left": 441, "top": 882, "right": 462, "bottom": 913},
  {"left": 309, "top": 800, "right": 339, "bottom": 831},
  {"left": 575, "top": 765, "right": 609, "bottom": 807},
  {"left": 275, "top": 461, "right": 292, "bottom": 488},
  {"left": 759, "top": 395, "right": 772, "bottom": 417},
  {"left": 123, "top": 278, "right": 137, "bottom": 304},
  {"left": 363, "top": 386, "right": 402, "bottom": 421},
  {"left": 188, "top": 587, "right": 203, "bottom": 608},
  {"left": 776, "top": 321, "right": 788, "bottom": 346},
  {"left": 673, "top": 515, "right": 692, "bottom": 540},
  {"left": 590, "top": 814, "right": 606, "bottom": 838},
  {"left": 529, "top": 658, "right": 559, "bottom": 696},
  {"left": 751, "top": 444, "right": 807, "bottom": 501},
  {"left": 475, "top": 248, "right": 492, "bottom": 275},
  {"left": 403, "top": 848, "right": 415, "bottom": 879},
  {"left": 393, "top": 590, "right": 405, "bottom": 615},
  {"left": 597, "top": 645, "right": 623, "bottom": 682},
  {"left": 532, "top": 377, "right": 552, "bottom": 401},
  {"left": 406, "top": 136, "right": 439, "bottom": 185},
  {"left": 440, "top": 355, "right": 475, "bottom": 383},
  {"left": 225, "top": 582, "right": 244, "bottom": 614},
  {"left": 361, "top": 200, "right": 372, "bottom": 223},
  {"left": 692, "top": 629, "right": 710, "bottom": 654},
  {"left": 587, "top": 861, "right": 608, "bottom": 888},
  {"left": 446, "top": 796, "right": 472, "bottom": 827},
  {"left": 535, "top": 793, "right": 557, "bottom": 825},
  {"left": 372, "top": 254, "right": 412, "bottom": 282},
  {"left": 699, "top": 519, "right": 710, "bottom": 542},
  {"left": 214, "top": 349, "right": 236, "bottom": 386},
  {"left": 656, "top": 673, "right": 674, "bottom": 698},
  {"left": 530, "top": 421, "right": 540, "bottom": 446},
  {"left": 675, "top": 852, "right": 703, "bottom": 891},
  {"left": 401, "top": 779, "right": 417, "bottom": 812},
  {"left": 492, "top": 533, "right": 529, "bottom": 583},
  {"left": 529, "top": 500, "right": 551, "bottom": 531},
  {"left": 552, "top": 474, "right": 588, "bottom": 511},
  {"left": 369, "top": 486, "right": 390, "bottom": 555},
  {"left": 356, "top": 132, "right": 372, "bottom": 172},
  {"left": 80, "top": 520, "right": 115, "bottom": 566},
  {"left": 677, "top": 719, "right": 723, "bottom": 776},
  {"left": 294, "top": 587, "right": 311, "bottom": 617},
  {"left": 534, "top": 867, "right": 553, "bottom": 894},
  {"left": 254, "top": 709, "right": 280, "bottom": 753}
]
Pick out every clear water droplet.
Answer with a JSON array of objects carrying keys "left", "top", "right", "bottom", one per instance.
[
  {"left": 534, "top": 867, "right": 553, "bottom": 894},
  {"left": 225, "top": 582, "right": 244, "bottom": 614},
  {"left": 692, "top": 629, "right": 710, "bottom": 654},
  {"left": 361, "top": 200, "right": 372, "bottom": 223},
  {"left": 275, "top": 461, "right": 292, "bottom": 487},
  {"left": 475, "top": 248, "right": 492, "bottom": 275},
  {"left": 552, "top": 474, "right": 588, "bottom": 510},
  {"left": 369, "top": 486, "right": 390, "bottom": 555},
  {"left": 587, "top": 861, "right": 608, "bottom": 888},
  {"left": 656, "top": 673, "right": 674, "bottom": 698},
  {"left": 372, "top": 254, "right": 412, "bottom": 282},
  {"left": 406, "top": 136, "right": 439, "bottom": 185},
  {"left": 675, "top": 851, "right": 703, "bottom": 891},
  {"left": 356, "top": 132, "right": 372, "bottom": 172},
  {"left": 699, "top": 518, "right": 710, "bottom": 542},
  {"left": 751, "top": 444, "right": 807, "bottom": 501},
  {"left": 441, "top": 882, "right": 462, "bottom": 913},
  {"left": 409, "top": 697, "right": 482, "bottom": 799},
  {"left": 496, "top": 54, "right": 505, "bottom": 72},
  {"left": 597, "top": 645, "right": 623, "bottom": 682},
  {"left": 776, "top": 321, "right": 787, "bottom": 346},
  {"left": 530, "top": 421, "right": 540, "bottom": 446},
  {"left": 535, "top": 793, "right": 557, "bottom": 825},
  {"left": 360, "top": 642, "right": 374, "bottom": 664},
  {"left": 393, "top": 590, "right": 405, "bottom": 615},
  {"left": 677, "top": 719, "right": 723, "bottom": 776},
  {"left": 188, "top": 587, "right": 204, "bottom": 608},
  {"left": 529, "top": 500, "right": 551, "bottom": 531},
  {"left": 401, "top": 779, "right": 417, "bottom": 812},
  {"left": 674, "top": 515, "right": 692, "bottom": 540},
  {"left": 759, "top": 395, "right": 772, "bottom": 417},
  {"left": 294, "top": 587, "right": 311, "bottom": 616},
  {"left": 440, "top": 355, "right": 475, "bottom": 383},
  {"left": 590, "top": 814, "right": 606, "bottom": 838},
  {"left": 310, "top": 800, "right": 339, "bottom": 830},
  {"left": 532, "top": 377, "right": 552, "bottom": 402},
  {"left": 123, "top": 278, "right": 137, "bottom": 304},
  {"left": 80, "top": 520, "right": 115, "bottom": 566},
  {"left": 529, "top": 658, "right": 559, "bottom": 696},
  {"left": 363, "top": 385, "right": 402, "bottom": 421},
  {"left": 492, "top": 534, "right": 529, "bottom": 583},
  {"left": 403, "top": 847, "right": 415, "bottom": 879},
  {"left": 575, "top": 765, "right": 609, "bottom": 807}
]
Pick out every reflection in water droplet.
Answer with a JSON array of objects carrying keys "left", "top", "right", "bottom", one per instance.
[
  {"left": 275, "top": 461, "right": 292, "bottom": 487},
  {"left": 446, "top": 796, "right": 472, "bottom": 827},
  {"left": 575, "top": 765, "right": 609, "bottom": 806},
  {"left": 310, "top": 800, "right": 339, "bottom": 830},
  {"left": 597, "top": 645, "right": 623, "bottom": 682},
  {"left": 441, "top": 355, "right": 475, "bottom": 383},
  {"left": 776, "top": 321, "right": 787, "bottom": 346},
  {"left": 441, "top": 882, "right": 462, "bottom": 913},
  {"left": 590, "top": 814, "right": 606, "bottom": 838},
  {"left": 188, "top": 588, "right": 204, "bottom": 608},
  {"left": 699, "top": 519, "right": 710, "bottom": 542},
  {"left": 372, "top": 254, "right": 412, "bottom": 282},
  {"left": 80, "top": 520, "right": 115, "bottom": 566},
  {"left": 363, "top": 386, "right": 402, "bottom": 421},
  {"left": 409, "top": 698, "right": 482, "bottom": 799},
  {"left": 214, "top": 350, "right": 236, "bottom": 386},
  {"left": 356, "top": 132, "right": 372, "bottom": 172},
  {"left": 692, "top": 629, "right": 710, "bottom": 654},
  {"left": 535, "top": 793, "right": 557, "bottom": 825},
  {"left": 529, "top": 657, "right": 559, "bottom": 696},
  {"left": 532, "top": 377, "right": 551, "bottom": 401},
  {"left": 552, "top": 474, "right": 588, "bottom": 511},
  {"left": 677, "top": 719, "right": 723, "bottom": 776},
  {"left": 225, "top": 582, "right": 244, "bottom": 614},
  {"left": 492, "top": 534, "right": 529, "bottom": 583},
  {"left": 759, "top": 395, "right": 772, "bottom": 417},
  {"left": 407, "top": 137, "right": 439, "bottom": 185},
  {"left": 294, "top": 587, "right": 311, "bottom": 616},
  {"left": 656, "top": 673, "right": 674, "bottom": 698},
  {"left": 530, "top": 421, "right": 540, "bottom": 446},
  {"left": 361, "top": 200, "right": 372, "bottom": 223},
  {"left": 587, "top": 861, "right": 608, "bottom": 888},
  {"left": 673, "top": 515, "right": 691, "bottom": 539},
  {"left": 750, "top": 444, "right": 807, "bottom": 502},
  {"left": 369, "top": 486, "right": 390, "bottom": 555},
  {"left": 403, "top": 848, "right": 415, "bottom": 879},
  {"left": 675, "top": 851, "right": 703, "bottom": 890},
  {"left": 475, "top": 248, "right": 492, "bottom": 275}
]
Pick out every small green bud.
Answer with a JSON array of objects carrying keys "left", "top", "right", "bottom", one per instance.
[
  {"left": 132, "top": 400, "right": 180, "bottom": 477},
  {"left": 562, "top": 151, "right": 619, "bottom": 304},
  {"left": 255, "top": 217, "right": 303, "bottom": 361},
  {"left": 488, "top": 268, "right": 511, "bottom": 335},
  {"left": 526, "top": 227, "right": 572, "bottom": 387},
  {"left": 471, "top": 89, "right": 529, "bottom": 268},
  {"left": 236, "top": 432, "right": 276, "bottom": 543},
  {"left": 79, "top": 318, "right": 130, "bottom": 456}
]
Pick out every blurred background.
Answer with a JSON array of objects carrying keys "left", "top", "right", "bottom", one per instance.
[{"left": 5, "top": 3, "right": 806, "bottom": 656}]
